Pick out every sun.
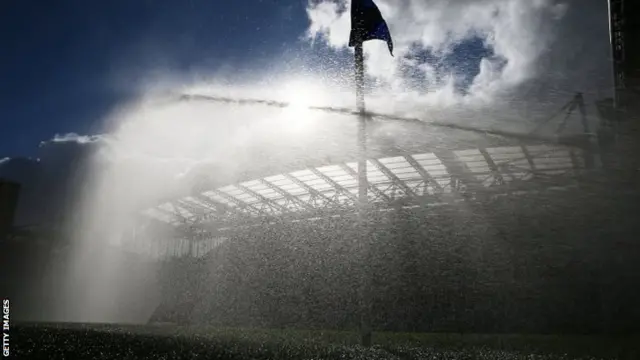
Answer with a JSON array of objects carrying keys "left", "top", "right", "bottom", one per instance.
[
  {"left": 278, "top": 82, "right": 320, "bottom": 133},
  {"left": 287, "top": 88, "right": 313, "bottom": 109}
]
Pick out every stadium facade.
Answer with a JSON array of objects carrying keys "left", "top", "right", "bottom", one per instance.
[
  {"left": 1, "top": 95, "right": 638, "bottom": 330},
  {"left": 124, "top": 87, "right": 640, "bottom": 332}
]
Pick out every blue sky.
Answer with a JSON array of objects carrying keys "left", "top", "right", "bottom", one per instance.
[
  {"left": 0, "top": 0, "right": 315, "bottom": 157},
  {"left": 0, "top": 0, "right": 514, "bottom": 159}
]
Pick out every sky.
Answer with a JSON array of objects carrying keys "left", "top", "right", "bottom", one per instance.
[
  {"left": 0, "top": 0, "right": 613, "bottom": 228},
  {"left": 1, "top": 0, "right": 611, "bottom": 159},
  {"left": 0, "top": 0, "right": 313, "bottom": 157}
]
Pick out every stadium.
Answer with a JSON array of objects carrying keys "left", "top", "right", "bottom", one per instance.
[
  {"left": 106, "top": 91, "right": 638, "bottom": 334},
  {"left": 130, "top": 105, "right": 599, "bottom": 260},
  {"left": 2, "top": 77, "right": 635, "bottom": 336},
  {"left": 2, "top": 1, "right": 640, "bottom": 358}
]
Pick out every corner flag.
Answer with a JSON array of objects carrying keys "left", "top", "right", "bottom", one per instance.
[{"left": 349, "top": 0, "right": 393, "bottom": 56}]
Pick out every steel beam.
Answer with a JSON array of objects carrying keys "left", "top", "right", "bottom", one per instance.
[
  {"left": 180, "top": 93, "right": 576, "bottom": 149},
  {"left": 433, "top": 150, "right": 484, "bottom": 195},
  {"left": 478, "top": 148, "right": 505, "bottom": 186},
  {"left": 195, "top": 194, "right": 240, "bottom": 217},
  {"left": 369, "top": 158, "right": 417, "bottom": 198},
  {"left": 337, "top": 164, "right": 391, "bottom": 202},
  {"left": 210, "top": 189, "right": 267, "bottom": 216},
  {"left": 404, "top": 155, "right": 443, "bottom": 192},
  {"left": 520, "top": 145, "right": 537, "bottom": 173},
  {"left": 282, "top": 173, "right": 342, "bottom": 209},
  {"left": 183, "top": 180, "right": 575, "bottom": 234},
  {"left": 309, "top": 167, "right": 360, "bottom": 203},
  {"left": 258, "top": 178, "right": 315, "bottom": 212},
  {"left": 235, "top": 183, "right": 290, "bottom": 214}
]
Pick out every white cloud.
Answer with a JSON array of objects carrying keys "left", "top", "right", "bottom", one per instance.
[
  {"left": 306, "top": 0, "right": 568, "bottom": 103},
  {"left": 48, "top": 133, "right": 104, "bottom": 145}
]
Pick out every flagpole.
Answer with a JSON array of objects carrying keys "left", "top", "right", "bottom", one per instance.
[{"left": 354, "top": 42, "right": 372, "bottom": 347}]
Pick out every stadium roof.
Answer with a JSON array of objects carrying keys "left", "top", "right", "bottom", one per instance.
[
  {"left": 141, "top": 141, "right": 590, "bottom": 232},
  {"left": 123, "top": 94, "right": 600, "bottom": 258}
]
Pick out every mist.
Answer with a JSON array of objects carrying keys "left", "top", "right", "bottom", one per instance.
[{"left": 3, "top": 0, "right": 618, "bottom": 326}]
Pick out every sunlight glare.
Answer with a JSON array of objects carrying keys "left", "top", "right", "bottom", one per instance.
[{"left": 278, "top": 82, "right": 321, "bottom": 134}]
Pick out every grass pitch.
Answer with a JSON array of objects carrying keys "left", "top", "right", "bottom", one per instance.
[{"left": 12, "top": 323, "right": 639, "bottom": 359}]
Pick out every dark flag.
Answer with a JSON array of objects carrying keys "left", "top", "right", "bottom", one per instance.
[{"left": 349, "top": 0, "right": 393, "bottom": 56}]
